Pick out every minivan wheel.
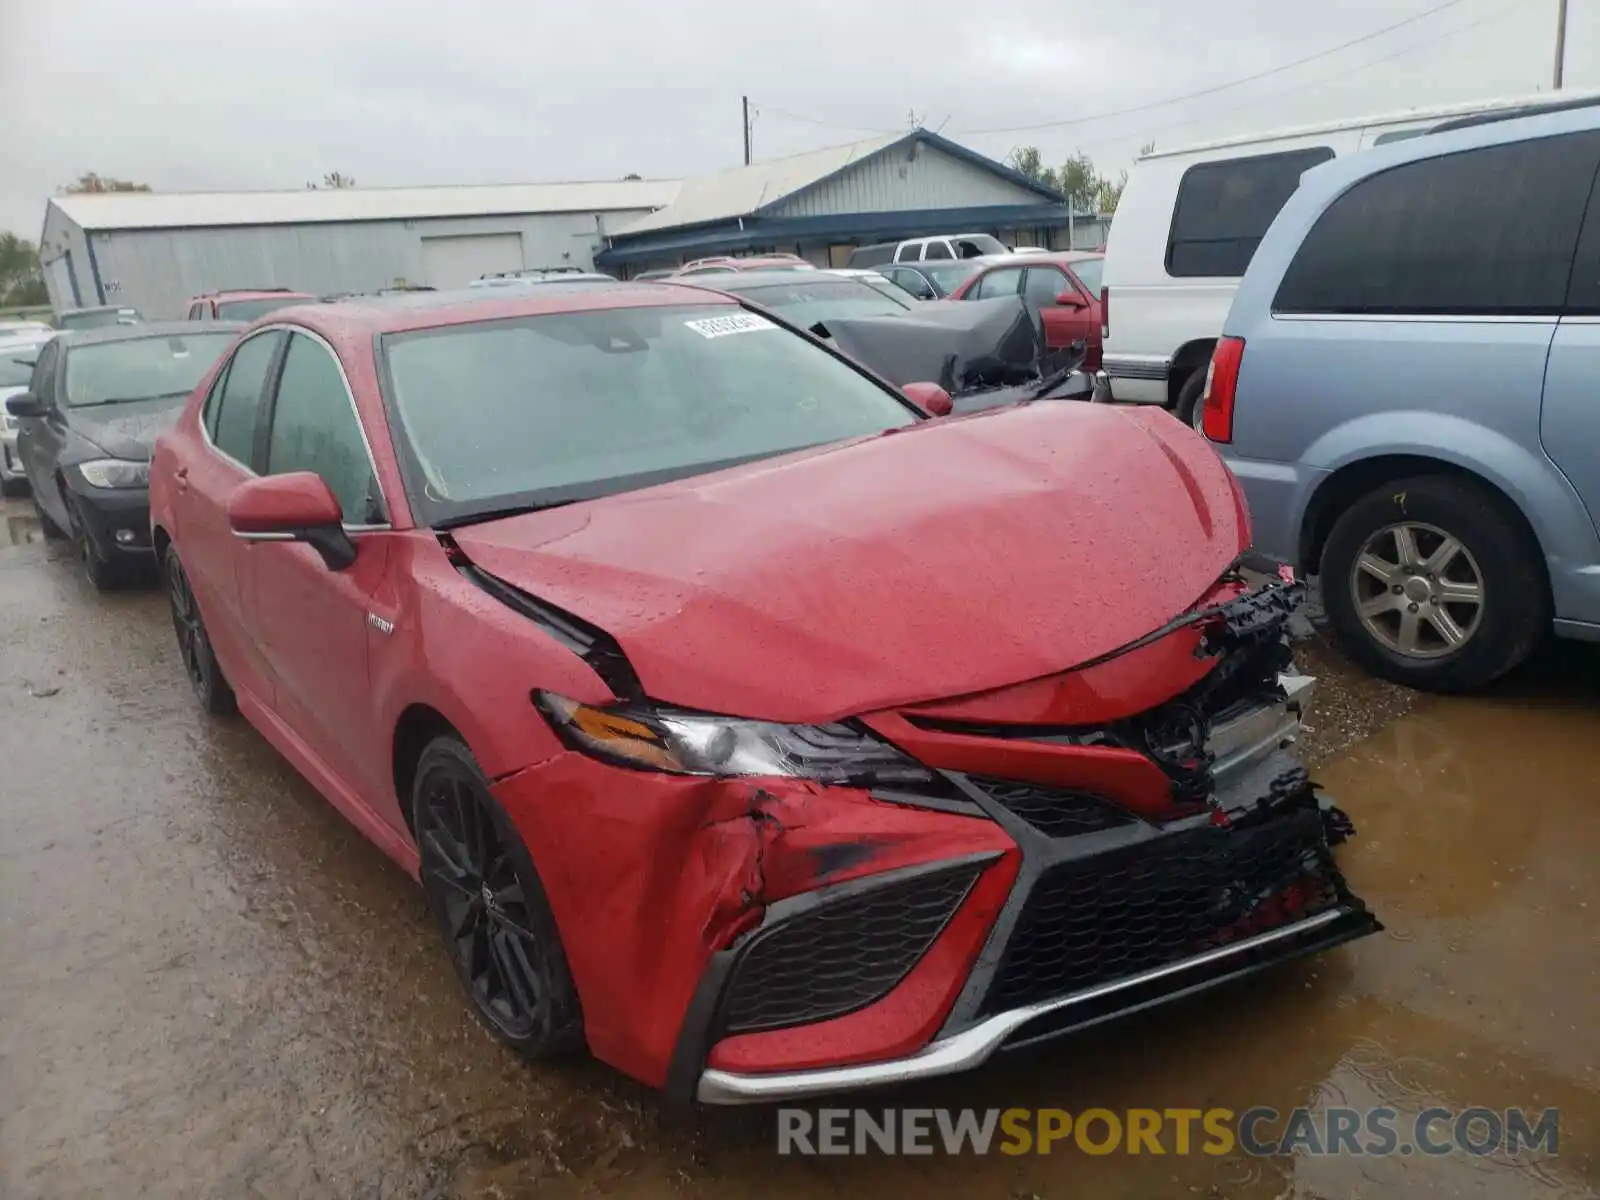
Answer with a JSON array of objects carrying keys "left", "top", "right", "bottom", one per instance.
[
  {"left": 167, "top": 550, "right": 236, "bottom": 715},
  {"left": 1175, "top": 369, "right": 1207, "bottom": 432},
  {"left": 1320, "top": 475, "right": 1546, "bottom": 692},
  {"left": 413, "top": 737, "right": 584, "bottom": 1059}
]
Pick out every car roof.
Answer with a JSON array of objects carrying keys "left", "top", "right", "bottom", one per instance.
[
  {"left": 197, "top": 288, "right": 315, "bottom": 300},
  {"left": 282, "top": 280, "right": 743, "bottom": 337},
  {"left": 691, "top": 269, "right": 862, "bottom": 291},
  {"left": 56, "top": 320, "right": 245, "bottom": 347},
  {"left": 60, "top": 305, "right": 138, "bottom": 315}
]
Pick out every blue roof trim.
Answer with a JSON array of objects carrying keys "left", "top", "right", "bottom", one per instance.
[
  {"left": 750, "top": 129, "right": 1064, "bottom": 218},
  {"left": 595, "top": 202, "right": 1072, "bottom": 266}
]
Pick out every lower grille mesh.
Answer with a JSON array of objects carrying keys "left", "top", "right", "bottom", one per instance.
[
  {"left": 981, "top": 808, "right": 1342, "bottom": 1014},
  {"left": 970, "top": 776, "right": 1137, "bottom": 837},
  {"left": 718, "top": 863, "right": 983, "bottom": 1035}
]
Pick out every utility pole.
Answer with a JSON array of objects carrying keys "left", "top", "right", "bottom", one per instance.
[
  {"left": 742, "top": 96, "right": 752, "bottom": 165},
  {"left": 1555, "top": 0, "right": 1569, "bottom": 89}
]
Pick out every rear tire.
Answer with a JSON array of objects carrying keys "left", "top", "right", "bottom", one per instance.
[
  {"left": 1320, "top": 475, "right": 1546, "bottom": 692},
  {"left": 413, "top": 736, "right": 585, "bottom": 1059},
  {"left": 1174, "top": 369, "right": 1207, "bottom": 431},
  {"left": 166, "top": 550, "right": 236, "bottom": 715}
]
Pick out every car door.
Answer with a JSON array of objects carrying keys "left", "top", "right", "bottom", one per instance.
[
  {"left": 241, "top": 330, "right": 395, "bottom": 814},
  {"left": 1542, "top": 170, "right": 1600, "bottom": 596},
  {"left": 1023, "top": 265, "right": 1096, "bottom": 350},
  {"left": 16, "top": 340, "right": 73, "bottom": 532},
  {"left": 177, "top": 328, "right": 285, "bottom": 693}
]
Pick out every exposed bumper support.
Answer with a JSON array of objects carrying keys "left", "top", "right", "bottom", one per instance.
[{"left": 697, "top": 906, "right": 1365, "bottom": 1104}]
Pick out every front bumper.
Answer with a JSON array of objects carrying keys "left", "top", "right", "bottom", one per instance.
[
  {"left": 68, "top": 484, "right": 154, "bottom": 557},
  {"left": 699, "top": 906, "right": 1371, "bottom": 1103}
]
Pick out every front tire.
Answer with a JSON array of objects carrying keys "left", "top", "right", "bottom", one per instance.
[
  {"left": 412, "top": 737, "right": 584, "bottom": 1059},
  {"left": 32, "top": 490, "right": 66, "bottom": 539},
  {"left": 1320, "top": 475, "right": 1546, "bottom": 692},
  {"left": 167, "top": 550, "right": 236, "bottom": 715}
]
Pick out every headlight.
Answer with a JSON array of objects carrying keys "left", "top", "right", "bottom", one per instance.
[
  {"left": 77, "top": 459, "right": 149, "bottom": 489},
  {"left": 534, "top": 692, "right": 934, "bottom": 787}
]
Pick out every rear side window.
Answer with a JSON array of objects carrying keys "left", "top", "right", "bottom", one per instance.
[
  {"left": 210, "top": 331, "right": 283, "bottom": 467},
  {"left": 894, "top": 243, "right": 923, "bottom": 263},
  {"left": 849, "top": 245, "right": 893, "bottom": 267},
  {"left": 1275, "top": 132, "right": 1600, "bottom": 316},
  {"left": 923, "top": 241, "right": 954, "bottom": 260},
  {"left": 1166, "top": 147, "right": 1334, "bottom": 278}
]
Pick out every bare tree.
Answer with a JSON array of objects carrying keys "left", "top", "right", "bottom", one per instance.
[
  {"left": 306, "top": 171, "right": 357, "bottom": 190},
  {"left": 61, "top": 172, "right": 151, "bottom": 194}
]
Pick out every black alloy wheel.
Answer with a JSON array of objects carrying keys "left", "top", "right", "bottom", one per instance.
[
  {"left": 413, "top": 737, "right": 583, "bottom": 1058},
  {"left": 166, "top": 550, "right": 236, "bottom": 715},
  {"left": 69, "top": 499, "right": 126, "bottom": 592}
]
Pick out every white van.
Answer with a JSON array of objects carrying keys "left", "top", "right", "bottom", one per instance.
[{"left": 1100, "top": 87, "right": 1600, "bottom": 424}]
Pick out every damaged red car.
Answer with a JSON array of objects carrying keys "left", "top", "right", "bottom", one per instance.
[{"left": 148, "top": 284, "right": 1378, "bottom": 1104}]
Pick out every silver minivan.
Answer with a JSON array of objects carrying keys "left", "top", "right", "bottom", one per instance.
[{"left": 1206, "top": 99, "right": 1600, "bottom": 692}]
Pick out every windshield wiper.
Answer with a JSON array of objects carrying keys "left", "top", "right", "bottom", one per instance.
[
  {"left": 74, "top": 390, "right": 193, "bottom": 408},
  {"left": 433, "top": 499, "right": 581, "bottom": 530}
]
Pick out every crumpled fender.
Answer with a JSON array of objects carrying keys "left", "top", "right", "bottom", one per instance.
[{"left": 492, "top": 753, "right": 1014, "bottom": 1088}]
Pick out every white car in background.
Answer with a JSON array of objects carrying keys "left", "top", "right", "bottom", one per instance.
[
  {"left": 0, "top": 330, "right": 55, "bottom": 495},
  {"left": 1099, "top": 86, "right": 1600, "bottom": 426}
]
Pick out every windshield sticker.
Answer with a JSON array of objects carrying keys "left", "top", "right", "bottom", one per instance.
[{"left": 683, "top": 313, "right": 776, "bottom": 339}]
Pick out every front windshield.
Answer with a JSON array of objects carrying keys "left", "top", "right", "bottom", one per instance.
[
  {"left": 217, "top": 296, "right": 305, "bottom": 320},
  {"left": 727, "top": 277, "right": 912, "bottom": 325},
  {"left": 64, "top": 333, "right": 236, "bottom": 407},
  {"left": 1070, "top": 258, "right": 1104, "bottom": 295},
  {"left": 380, "top": 303, "right": 919, "bottom": 524},
  {"left": 925, "top": 261, "right": 983, "bottom": 293}
]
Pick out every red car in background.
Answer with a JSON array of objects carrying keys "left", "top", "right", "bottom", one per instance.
[
  {"left": 185, "top": 288, "right": 317, "bottom": 322},
  {"left": 947, "top": 251, "right": 1105, "bottom": 369},
  {"left": 148, "top": 283, "right": 1374, "bottom": 1103}
]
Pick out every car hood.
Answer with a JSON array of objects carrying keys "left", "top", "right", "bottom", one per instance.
[
  {"left": 68, "top": 397, "right": 185, "bottom": 459},
  {"left": 451, "top": 403, "right": 1248, "bottom": 723}
]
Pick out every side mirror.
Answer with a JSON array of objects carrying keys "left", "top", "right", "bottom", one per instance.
[
  {"left": 227, "top": 471, "right": 356, "bottom": 570},
  {"left": 903, "top": 381, "right": 954, "bottom": 417},
  {"left": 4, "top": 393, "right": 46, "bottom": 419},
  {"left": 1055, "top": 291, "right": 1088, "bottom": 309}
]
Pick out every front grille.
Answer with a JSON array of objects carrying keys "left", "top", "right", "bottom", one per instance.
[
  {"left": 970, "top": 777, "right": 1137, "bottom": 838},
  {"left": 981, "top": 807, "right": 1342, "bottom": 1014},
  {"left": 718, "top": 862, "right": 983, "bottom": 1035}
]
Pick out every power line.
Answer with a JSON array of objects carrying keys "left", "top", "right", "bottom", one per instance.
[
  {"left": 1053, "top": 2, "right": 1522, "bottom": 157},
  {"left": 954, "top": 0, "right": 1476, "bottom": 136}
]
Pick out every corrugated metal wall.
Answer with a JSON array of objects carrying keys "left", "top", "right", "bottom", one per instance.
[
  {"left": 81, "top": 208, "right": 658, "bottom": 318},
  {"left": 770, "top": 143, "right": 1046, "bottom": 219}
]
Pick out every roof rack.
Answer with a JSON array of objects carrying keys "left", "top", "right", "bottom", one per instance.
[{"left": 1427, "top": 93, "right": 1600, "bottom": 134}]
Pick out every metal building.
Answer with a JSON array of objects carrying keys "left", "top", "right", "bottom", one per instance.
[
  {"left": 596, "top": 130, "right": 1070, "bottom": 274},
  {"left": 38, "top": 180, "right": 681, "bottom": 318}
]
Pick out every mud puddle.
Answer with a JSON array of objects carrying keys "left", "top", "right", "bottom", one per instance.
[{"left": 0, "top": 498, "right": 1595, "bottom": 1198}]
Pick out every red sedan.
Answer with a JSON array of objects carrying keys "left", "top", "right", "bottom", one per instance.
[
  {"left": 947, "top": 251, "right": 1105, "bottom": 369},
  {"left": 149, "top": 284, "right": 1375, "bottom": 1103}
]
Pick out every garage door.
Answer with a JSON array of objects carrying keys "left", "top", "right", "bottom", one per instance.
[{"left": 420, "top": 233, "right": 525, "bottom": 289}]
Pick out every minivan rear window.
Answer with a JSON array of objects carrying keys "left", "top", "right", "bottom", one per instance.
[
  {"left": 1166, "top": 147, "right": 1334, "bottom": 278},
  {"left": 1274, "top": 132, "right": 1600, "bottom": 316}
]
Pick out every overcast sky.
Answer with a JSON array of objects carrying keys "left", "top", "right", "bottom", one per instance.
[{"left": 0, "top": 0, "right": 1592, "bottom": 238}]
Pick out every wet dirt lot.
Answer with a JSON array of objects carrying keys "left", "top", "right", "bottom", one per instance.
[{"left": 1, "top": 493, "right": 1597, "bottom": 1199}]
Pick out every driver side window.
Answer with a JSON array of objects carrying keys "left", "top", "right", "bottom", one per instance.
[{"left": 264, "top": 334, "right": 382, "bottom": 525}]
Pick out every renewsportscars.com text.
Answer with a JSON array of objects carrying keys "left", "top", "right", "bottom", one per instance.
[{"left": 776, "top": 1106, "right": 1560, "bottom": 1158}]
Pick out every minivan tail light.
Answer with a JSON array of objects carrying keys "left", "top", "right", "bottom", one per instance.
[
  {"left": 1201, "top": 336, "right": 1245, "bottom": 443},
  {"left": 1100, "top": 287, "right": 1109, "bottom": 339}
]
